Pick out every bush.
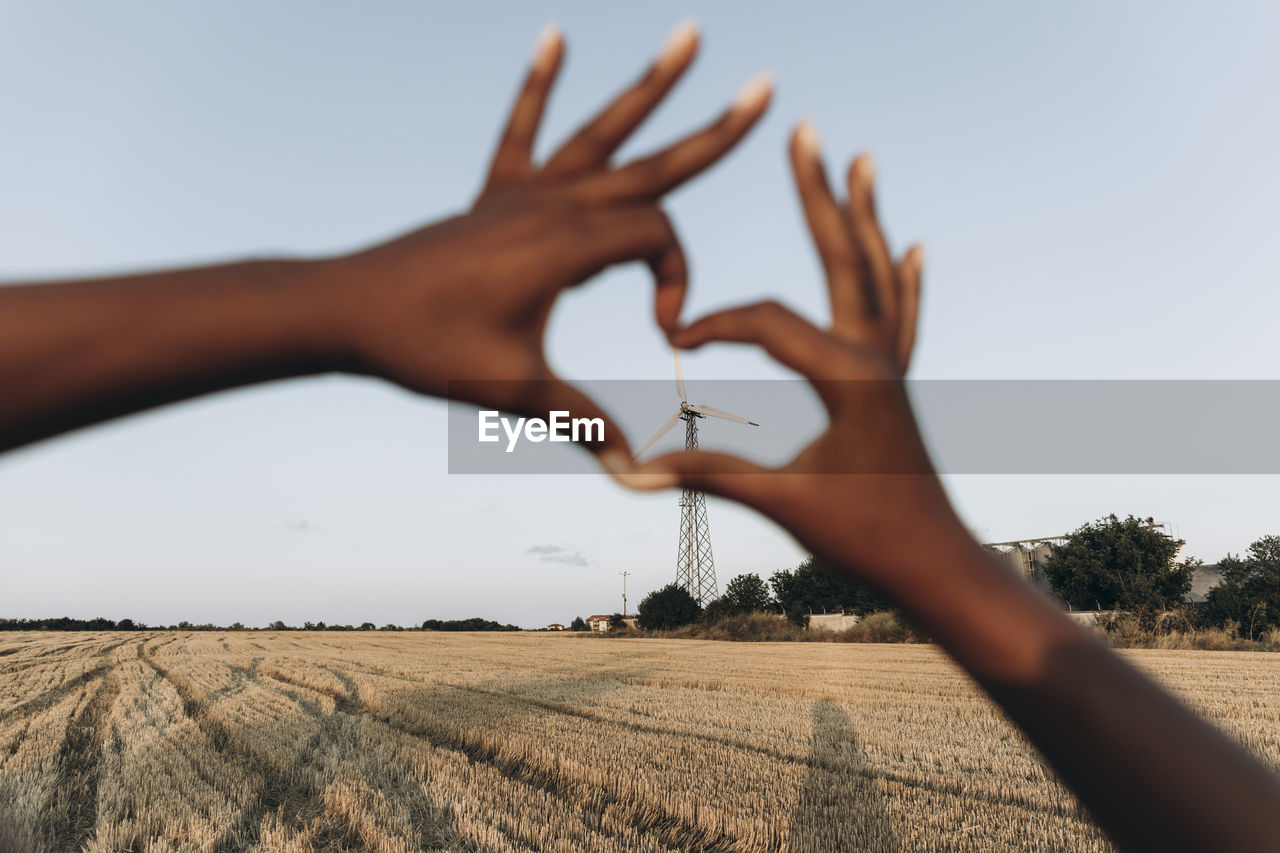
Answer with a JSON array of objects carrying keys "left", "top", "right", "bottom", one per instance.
[
  {"left": 1090, "top": 610, "right": 1280, "bottom": 651},
  {"left": 832, "top": 612, "right": 915, "bottom": 643},
  {"left": 685, "top": 612, "right": 803, "bottom": 642},
  {"left": 660, "top": 611, "right": 917, "bottom": 643},
  {"left": 637, "top": 584, "right": 701, "bottom": 630},
  {"left": 1092, "top": 611, "right": 1149, "bottom": 646}
]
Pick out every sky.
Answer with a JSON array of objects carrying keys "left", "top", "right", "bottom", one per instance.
[{"left": 3, "top": 1, "right": 1280, "bottom": 628}]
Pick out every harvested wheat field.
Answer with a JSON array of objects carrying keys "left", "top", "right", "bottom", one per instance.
[{"left": 1, "top": 633, "right": 1278, "bottom": 852}]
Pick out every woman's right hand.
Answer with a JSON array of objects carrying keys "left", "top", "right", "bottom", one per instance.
[{"left": 606, "top": 122, "right": 957, "bottom": 588}]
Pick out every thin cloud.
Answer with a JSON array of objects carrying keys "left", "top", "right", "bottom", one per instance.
[
  {"left": 526, "top": 545, "right": 565, "bottom": 555},
  {"left": 525, "top": 544, "right": 591, "bottom": 567}
]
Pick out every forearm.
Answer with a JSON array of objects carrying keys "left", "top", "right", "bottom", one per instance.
[
  {"left": 872, "top": 518, "right": 1280, "bottom": 851},
  {"left": 0, "top": 259, "right": 345, "bottom": 451}
]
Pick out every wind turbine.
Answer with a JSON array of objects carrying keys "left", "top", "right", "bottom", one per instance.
[{"left": 635, "top": 350, "right": 758, "bottom": 605}]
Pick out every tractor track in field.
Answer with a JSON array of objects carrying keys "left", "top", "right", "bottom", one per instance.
[
  {"left": 0, "top": 663, "right": 113, "bottom": 727},
  {"left": 41, "top": 667, "right": 121, "bottom": 851},
  {"left": 142, "top": 652, "right": 451, "bottom": 852},
  {"left": 435, "top": 681, "right": 1079, "bottom": 822}
]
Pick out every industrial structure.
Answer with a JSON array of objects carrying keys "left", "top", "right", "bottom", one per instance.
[
  {"left": 983, "top": 520, "right": 1174, "bottom": 586},
  {"left": 982, "top": 535, "right": 1067, "bottom": 583},
  {"left": 635, "top": 350, "right": 758, "bottom": 606}
]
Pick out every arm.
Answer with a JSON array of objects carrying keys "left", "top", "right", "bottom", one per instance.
[
  {"left": 0, "top": 23, "right": 771, "bottom": 455},
  {"left": 0, "top": 260, "right": 338, "bottom": 450},
  {"left": 611, "top": 123, "right": 1280, "bottom": 852},
  {"left": 885, "top": 519, "right": 1280, "bottom": 853}
]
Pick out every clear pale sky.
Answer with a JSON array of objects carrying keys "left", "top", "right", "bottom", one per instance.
[{"left": 3, "top": 2, "right": 1279, "bottom": 628}]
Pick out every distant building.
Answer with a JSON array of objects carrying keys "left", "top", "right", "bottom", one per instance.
[
  {"left": 808, "top": 613, "right": 860, "bottom": 632},
  {"left": 984, "top": 523, "right": 1217, "bottom": 607},
  {"left": 982, "top": 536, "right": 1066, "bottom": 587},
  {"left": 1186, "top": 563, "right": 1223, "bottom": 604},
  {"left": 546, "top": 623, "right": 565, "bottom": 631},
  {"left": 585, "top": 614, "right": 639, "bottom": 631}
]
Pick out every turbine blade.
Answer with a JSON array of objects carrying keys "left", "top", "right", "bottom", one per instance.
[
  {"left": 674, "top": 348, "right": 687, "bottom": 402},
  {"left": 634, "top": 408, "right": 684, "bottom": 459},
  {"left": 689, "top": 405, "right": 758, "bottom": 426}
]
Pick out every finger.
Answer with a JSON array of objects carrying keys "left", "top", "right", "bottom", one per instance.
[
  {"left": 599, "top": 446, "right": 774, "bottom": 506},
  {"left": 669, "top": 300, "right": 834, "bottom": 379},
  {"left": 574, "top": 72, "right": 772, "bottom": 203},
  {"left": 483, "top": 26, "right": 565, "bottom": 192},
  {"left": 896, "top": 245, "right": 924, "bottom": 371},
  {"left": 789, "top": 123, "right": 869, "bottom": 332},
  {"left": 561, "top": 205, "right": 687, "bottom": 332},
  {"left": 846, "top": 154, "right": 899, "bottom": 330},
  {"left": 649, "top": 235, "right": 688, "bottom": 333},
  {"left": 538, "top": 378, "right": 632, "bottom": 457},
  {"left": 542, "top": 21, "right": 699, "bottom": 176}
]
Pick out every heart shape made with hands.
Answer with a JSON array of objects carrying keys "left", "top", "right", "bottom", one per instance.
[{"left": 326, "top": 21, "right": 772, "bottom": 463}]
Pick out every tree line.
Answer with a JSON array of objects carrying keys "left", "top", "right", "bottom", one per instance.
[
  {"left": 593, "top": 556, "right": 897, "bottom": 633},
  {"left": 0, "top": 617, "right": 520, "bottom": 632},
  {"left": 607, "top": 514, "right": 1280, "bottom": 640}
]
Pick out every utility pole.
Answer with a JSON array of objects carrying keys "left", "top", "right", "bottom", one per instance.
[{"left": 620, "top": 571, "right": 630, "bottom": 617}]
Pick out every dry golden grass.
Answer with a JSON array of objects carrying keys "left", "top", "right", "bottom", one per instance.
[{"left": 1, "top": 632, "right": 1278, "bottom": 852}]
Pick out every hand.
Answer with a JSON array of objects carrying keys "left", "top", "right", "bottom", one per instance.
[
  {"left": 609, "top": 123, "right": 952, "bottom": 587},
  {"left": 318, "top": 23, "right": 771, "bottom": 456},
  {"left": 608, "top": 125, "right": 1280, "bottom": 853}
]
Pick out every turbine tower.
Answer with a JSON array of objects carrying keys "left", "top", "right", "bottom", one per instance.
[{"left": 635, "top": 351, "right": 758, "bottom": 605}]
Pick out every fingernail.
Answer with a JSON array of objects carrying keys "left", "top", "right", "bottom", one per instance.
[
  {"left": 533, "top": 23, "right": 562, "bottom": 72},
  {"left": 912, "top": 244, "right": 926, "bottom": 267},
  {"left": 657, "top": 20, "right": 699, "bottom": 72},
  {"left": 795, "top": 120, "right": 820, "bottom": 155},
  {"left": 599, "top": 451, "right": 679, "bottom": 491},
  {"left": 732, "top": 72, "right": 774, "bottom": 114},
  {"left": 854, "top": 153, "right": 875, "bottom": 182}
]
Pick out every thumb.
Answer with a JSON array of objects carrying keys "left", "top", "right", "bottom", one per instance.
[{"left": 599, "top": 447, "right": 774, "bottom": 507}]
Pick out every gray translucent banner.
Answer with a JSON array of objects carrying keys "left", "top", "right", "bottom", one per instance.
[{"left": 446, "top": 380, "right": 1280, "bottom": 474}]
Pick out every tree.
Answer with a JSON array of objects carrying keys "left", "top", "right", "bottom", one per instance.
[
  {"left": 636, "top": 584, "right": 701, "bottom": 630},
  {"left": 359, "top": 622, "right": 376, "bottom": 631},
  {"left": 1042, "top": 514, "right": 1193, "bottom": 612},
  {"left": 569, "top": 616, "right": 588, "bottom": 631},
  {"left": 721, "top": 573, "right": 774, "bottom": 615},
  {"left": 769, "top": 557, "right": 893, "bottom": 624},
  {"left": 699, "top": 596, "right": 734, "bottom": 623},
  {"left": 608, "top": 613, "right": 627, "bottom": 630},
  {"left": 268, "top": 620, "right": 290, "bottom": 631},
  {"left": 420, "top": 617, "right": 520, "bottom": 632},
  {"left": 1202, "top": 536, "right": 1280, "bottom": 638}
]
